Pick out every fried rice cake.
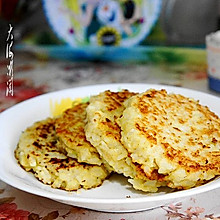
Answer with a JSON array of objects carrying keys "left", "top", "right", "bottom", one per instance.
[
  {"left": 119, "top": 89, "right": 220, "bottom": 190},
  {"left": 54, "top": 103, "right": 103, "bottom": 165},
  {"left": 14, "top": 118, "right": 110, "bottom": 191},
  {"left": 85, "top": 90, "right": 167, "bottom": 192}
]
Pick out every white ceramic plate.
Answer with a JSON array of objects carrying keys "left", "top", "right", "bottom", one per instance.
[{"left": 0, "top": 83, "right": 220, "bottom": 213}]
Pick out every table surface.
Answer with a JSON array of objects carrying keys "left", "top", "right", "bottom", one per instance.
[{"left": 0, "top": 46, "right": 220, "bottom": 219}]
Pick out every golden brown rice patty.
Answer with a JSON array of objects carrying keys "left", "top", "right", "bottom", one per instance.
[
  {"left": 55, "top": 103, "right": 103, "bottom": 165},
  {"left": 14, "top": 118, "right": 110, "bottom": 191},
  {"left": 85, "top": 90, "right": 166, "bottom": 192},
  {"left": 119, "top": 89, "right": 220, "bottom": 190}
]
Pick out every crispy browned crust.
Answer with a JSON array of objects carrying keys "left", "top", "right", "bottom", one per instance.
[
  {"left": 119, "top": 89, "right": 220, "bottom": 189},
  {"left": 94, "top": 90, "right": 137, "bottom": 141},
  {"left": 54, "top": 103, "right": 102, "bottom": 164},
  {"left": 55, "top": 103, "right": 90, "bottom": 148},
  {"left": 102, "top": 90, "right": 137, "bottom": 111},
  {"left": 16, "top": 118, "right": 94, "bottom": 171},
  {"left": 135, "top": 89, "right": 220, "bottom": 174}
]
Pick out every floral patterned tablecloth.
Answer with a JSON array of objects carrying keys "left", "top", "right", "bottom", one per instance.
[{"left": 0, "top": 46, "right": 220, "bottom": 220}]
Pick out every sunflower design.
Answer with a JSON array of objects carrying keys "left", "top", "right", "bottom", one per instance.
[{"left": 97, "top": 26, "right": 121, "bottom": 46}]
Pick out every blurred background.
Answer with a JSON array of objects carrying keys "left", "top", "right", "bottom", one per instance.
[
  {"left": 0, "top": 0, "right": 220, "bottom": 95},
  {"left": 0, "top": 0, "right": 220, "bottom": 53}
]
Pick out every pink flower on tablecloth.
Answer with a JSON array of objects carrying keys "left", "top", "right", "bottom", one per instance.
[
  {"left": 162, "top": 202, "right": 220, "bottom": 220},
  {"left": 185, "top": 206, "right": 205, "bottom": 218},
  {"left": 0, "top": 203, "right": 30, "bottom": 220},
  {"left": 0, "top": 75, "right": 47, "bottom": 112}
]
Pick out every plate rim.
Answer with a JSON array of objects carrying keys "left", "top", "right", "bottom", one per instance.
[{"left": 0, "top": 83, "right": 220, "bottom": 209}]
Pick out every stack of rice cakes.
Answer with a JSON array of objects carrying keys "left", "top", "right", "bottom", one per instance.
[
  {"left": 15, "top": 88, "right": 220, "bottom": 192},
  {"left": 15, "top": 103, "right": 110, "bottom": 191},
  {"left": 85, "top": 90, "right": 166, "bottom": 192},
  {"left": 85, "top": 89, "right": 220, "bottom": 192}
]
